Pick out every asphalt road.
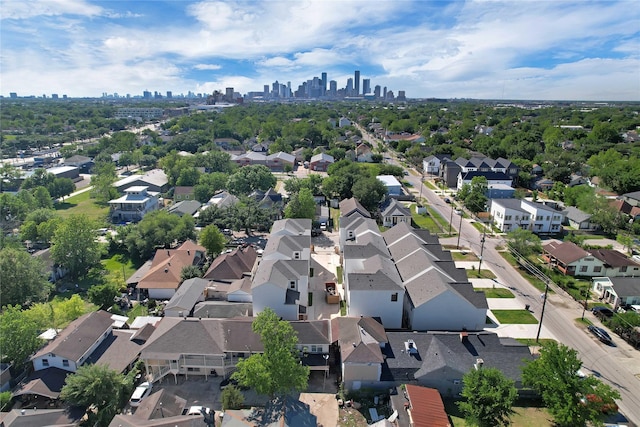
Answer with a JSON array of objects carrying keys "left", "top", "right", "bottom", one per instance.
[{"left": 401, "top": 168, "right": 640, "bottom": 424}]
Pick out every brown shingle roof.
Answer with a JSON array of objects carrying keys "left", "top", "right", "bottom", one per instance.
[
  {"left": 202, "top": 246, "right": 257, "bottom": 280},
  {"left": 32, "top": 310, "right": 113, "bottom": 362},
  {"left": 590, "top": 249, "right": 640, "bottom": 268},
  {"left": 543, "top": 241, "right": 590, "bottom": 264},
  {"left": 137, "top": 241, "right": 205, "bottom": 290}
]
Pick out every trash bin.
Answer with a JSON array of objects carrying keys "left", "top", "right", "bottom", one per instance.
[{"left": 525, "top": 304, "right": 530, "bottom": 311}]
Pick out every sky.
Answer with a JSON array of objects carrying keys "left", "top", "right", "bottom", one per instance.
[{"left": 1, "top": 0, "right": 639, "bottom": 101}]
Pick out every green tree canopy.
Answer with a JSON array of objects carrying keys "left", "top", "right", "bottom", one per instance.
[
  {"left": 88, "top": 283, "right": 120, "bottom": 310},
  {"left": 505, "top": 228, "right": 542, "bottom": 257},
  {"left": 284, "top": 187, "right": 316, "bottom": 219},
  {"left": 0, "top": 247, "right": 52, "bottom": 306},
  {"left": 233, "top": 308, "right": 309, "bottom": 397},
  {"left": 457, "top": 367, "right": 517, "bottom": 427},
  {"left": 522, "top": 342, "right": 620, "bottom": 427},
  {"left": 0, "top": 305, "right": 42, "bottom": 370},
  {"left": 124, "top": 210, "right": 196, "bottom": 260},
  {"left": 351, "top": 176, "right": 387, "bottom": 213},
  {"left": 51, "top": 214, "right": 103, "bottom": 279},
  {"left": 60, "top": 364, "right": 125, "bottom": 426},
  {"left": 226, "top": 165, "right": 277, "bottom": 196},
  {"left": 199, "top": 224, "right": 227, "bottom": 257}
]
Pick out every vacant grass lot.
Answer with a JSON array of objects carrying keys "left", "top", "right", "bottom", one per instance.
[
  {"left": 444, "top": 398, "right": 553, "bottom": 427},
  {"left": 410, "top": 204, "right": 442, "bottom": 233},
  {"left": 500, "top": 252, "right": 552, "bottom": 293},
  {"left": 476, "top": 287, "right": 515, "bottom": 298},
  {"left": 55, "top": 190, "right": 109, "bottom": 222},
  {"left": 451, "top": 251, "right": 479, "bottom": 261},
  {"left": 492, "top": 309, "right": 539, "bottom": 324}
]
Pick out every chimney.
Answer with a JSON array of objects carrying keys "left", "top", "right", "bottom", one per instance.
[{"left": 460, "top": 331, "right": 468, "bottom": 342}]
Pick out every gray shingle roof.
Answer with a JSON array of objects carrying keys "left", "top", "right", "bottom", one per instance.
[{"left": 164, "top": 278, "right": 209, "bottom": 312}]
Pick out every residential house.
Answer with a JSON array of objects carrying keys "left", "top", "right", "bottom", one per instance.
[
  {"left": 589, "top": 248, "right": 640, "bottom": 277},
  {"left": 231, "top": 151, "right": 267, "bottom": 167},
  {"left": 339, "top": 197, "right": 371, "bottom": 219},
  {"left": 439, "top": 159, "right": 462, "bottom": 188},
  {"left": 490, "top": 199, "right": 564, "bottom": 234},
  {"left": 108, "top": 389, "right": 204, "bottom": 427},
  {"left": 402, "top": 385, "right": 450, "bottom": 427},
  {"left": 135, "top": 240, "right": 206, "bottom": 300},
  {"left": 542, "top": 241, "right": 606, "bottom": 277},
  {"left": 610, "top": 199, "right": 640, "bottom": 221},
  {"left": 441, "top": 156, "right": 519, "bottom": 189},
  {"left": 252, "top": 219, "right": 312, "bottom": 321},
  {"left": 383, "top": 222, "right": 487, "bottom": 331},
  {"left": 140, "top": 317, "right": 331, "bottom": 383},
  {"left": 377, "top": 175, "right": 401, "bottom": 196},
  {"left": 163, "top": 278, "right": 209, "bottom": 317},
  {"left": 381, "top": 199, "right": 411, "bottom": 228},
  {"left": 621, "top": 191, "right": 640, "bottom": 207},
  {"left": 33, "top": 248, "right": 68, "bottom": 283},
  {"left": 423, "top": 154, "right": 451, "bottom": 175},
  {"left": 108, "top": 186, "right": 160, "bottom": 223},
  {"left": 356, "top": 143, "right": 374, "bottom": 162},
  {"left": 341, "top": 215, "right": 404, "bottom": 328},
  {"left": 309, "top": 153, "right": 334, "bottom": 172},
  {"left": 382, "top": 331, "right": 534, "bottom": 396},
  {"left": 167, "top": 200, "right": 201, "bottom": 218},
  {"left": 592, "top": 277, "right": 640, "bottom": 309},
  {"left": 113, "top": 169, "right": 169, "bottom": 193},
  {"left": 0, "top": 408, "right": 83, "bottom": 427},
  {"left": 251, "top": 188, "right": 284, "bottom": 213},
  {"left": 266, "top": 151, "right": 296, "bottom": 171},
  {"left": 31, "top": 310, "right": 114, "bottom": 372},
  {"left": 334, "top": 317, "right": 388, "bottom": 391},
  {"left": 200, "top": 190, "right": 239, "bottom": 211},
  {"left": 487, "top": 183, "right": 516, "bottom": 199},
  {"left": 456, "top": 171, "right": 512, "bottom": 191},
  {"left": 203, "top": 246, "right": 257, "bottom": 282},
  {"left": 568, "top": 174, "right": 588, "bottom": 187},
  {"left": 63, "top": 154, "right": 93, "bottom": 173},
  {"left": 173, "top": 186, "right": 195, "bottom": 201},
  {"left": 339, "top": 117, "right": 351, "bottom": 127},
  {"left": 563, "top": 206, "right": 600, "bottom": 230}
]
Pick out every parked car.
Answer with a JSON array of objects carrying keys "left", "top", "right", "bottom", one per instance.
[
  {"left": 591, "top": 306, "right": 614, "bottom": 319},
  {"left": 219, "top": 377, "right": 248, "bottom": 391},
  {"left": 454, "top": 209, "right": 463, "bottom": 215},
  {"left": 183, "top": 406, "right": 213, "bottom": 416},
  {"left": 444, "top": 198, "right": 451, "bottom": 204},
  {"left": 129, "top": 381, "right": 152, "bottom": 407},
  {"left": 588, "top": 325, "right": 613, "bottom": 345}
]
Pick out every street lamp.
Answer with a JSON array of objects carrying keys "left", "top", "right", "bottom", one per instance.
[{"left": 322, "top": 354, "right": 330, "bottom": 391}]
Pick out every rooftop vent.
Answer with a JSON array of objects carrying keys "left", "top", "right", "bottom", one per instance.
[
  {"left": 405, "top": 339, "right": 418, "bottom": 355},
  {"left": 474, "top": 358, "right": 484, "bottom": 370}
]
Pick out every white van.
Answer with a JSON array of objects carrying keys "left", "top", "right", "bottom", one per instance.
[{"left": 129, "top": 382, "right": 152, "bottom": 407}]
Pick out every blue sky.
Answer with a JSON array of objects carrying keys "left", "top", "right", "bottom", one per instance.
[{"left": 1, "top": 0, "right": 639, "bottom": 100}]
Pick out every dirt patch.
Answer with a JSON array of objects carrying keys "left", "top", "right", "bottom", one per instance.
[
  {"left": 299, "top": 393, "right": 339, "bottom": 427},
  {"left": 338, "top": 406, "right": 369, "bottom": 427}
]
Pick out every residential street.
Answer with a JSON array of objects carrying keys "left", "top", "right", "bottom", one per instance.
[{"left": 402, "top": 168, "right": 640, "bottom": 424}]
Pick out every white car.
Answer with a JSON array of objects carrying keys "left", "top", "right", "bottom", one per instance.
[
  {"left": 184, "top": 406, "right": 213, "bottom": 416},
  {"left": 129, "top": 381, "right": 152, "bottom": 407}
]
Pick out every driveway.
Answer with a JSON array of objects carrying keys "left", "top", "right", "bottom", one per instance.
[
  {"left": 299, "top": 393, "right": 338, "bottom": 427},
  {"left": 309, "top": 230, "right": 342, "bottom": 320}
]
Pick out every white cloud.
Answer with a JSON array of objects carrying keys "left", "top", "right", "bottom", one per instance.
[
  {"left": 193, "top": 64, "right": 223, "bottom": 71},
  {"left": 1, "top": 0, "right": 104, "bottom": 20}
]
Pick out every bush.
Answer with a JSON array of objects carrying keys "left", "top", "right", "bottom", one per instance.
[
  {"left": 221, "top": 384, "right": 244, "bottom": 410},
  {"left": 0, "top": 391, "right": 13, "bottom": 411}
]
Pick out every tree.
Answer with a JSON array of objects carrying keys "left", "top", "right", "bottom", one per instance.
[
  {"left": 90, "top": 160, "right": 118, "bottom": 203},
  {"left": 284, "top": 187, "right": 316, "bottom": 219},
  {"left": 457, "top": 367, "right": 517, "bottom": 427},
  {"left": 221, "top": 385, "right": 245, "bottom": 410},
  {"left": 462, "top": 176, "right": 488, "bottom": 214},
  {"left": 60, "top": 364, "right": 125, "bottom": 426},
  {"left": 124, "top": 210, "right": 196, "bottom": 260},
  {"left": 351, "top": 176, "right": 387, "bottom": 213},
  {"left": 0, "top": 305, "right": 42, "bottom": 370},
  {"left": 505, "top": 228, "right": 541, "bottom": 257},
  {"left": 51, "top": 214, "right": 103, "bottom": 279},
  {"left": 49, "top": 177, "right": 75, "bottom": 200},
  {"left": 199, "top": 224, "right": 226, "bottom": 257},
  {"left": 227, "top": 165, "right": 276, "bottom": 196},
  {"left": 181, "top": 265, "right": 201, "bottom": 281},
  {"left": 232, "top": 308, "right": 309, "bottom": 397},
  {"left": 0, "top": 247, "right": 52, "bottom": 306},
  {"left": 32, "top": 186, "right": 53, "bottom": 209},
  {"left": 88, "top": 283, "right": 120, "bottom": 310},
  {"left": 522, "top": 342, "right": 620, "bottom": 427}
]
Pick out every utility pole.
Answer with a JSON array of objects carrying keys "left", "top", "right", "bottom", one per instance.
[
  {"left": 478, "top": 228, "right": 486, "bottom": 273},
  {"left": 456, "top": 210, "right": 464, "bottom": 249},
  {"left": 448, "top": 205, "right": 454, "bottom": 236},
  {"left": 582, "top": 288, "right": 590, "bottom": 320},
  {"left": 535, "top": 281, "right": 550, "bottom": 343}
]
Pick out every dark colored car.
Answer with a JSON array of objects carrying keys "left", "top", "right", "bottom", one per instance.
[
  {"left": 591, "top": 306, "right": 614, "bottom": 319},
  {"left": 444, "top": 198, "right": 451, "bottom": 204},
  {"left": 219, "top": 377, "right": 248, "bottom": 391},
  {"left": 588, "top": 325, "right": 613, "bottom": 345}
]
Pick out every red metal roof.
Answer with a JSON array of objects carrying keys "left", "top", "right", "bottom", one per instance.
[{"left": 405, "top": 384, "right": 451, "bottom": 427}]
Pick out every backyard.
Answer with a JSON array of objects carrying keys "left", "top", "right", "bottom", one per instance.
[{"left": 55, "top": 189, "right": 109, "bottom": 222}]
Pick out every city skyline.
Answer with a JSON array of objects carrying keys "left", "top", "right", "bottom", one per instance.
[{"left": 1, "top": 0, "right": 639, "bottom": 101}]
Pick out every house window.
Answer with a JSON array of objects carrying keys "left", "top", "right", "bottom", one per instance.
[
  {"left": 580, "top": 266, "right": 588, "bottom": 272},
  {"left": 620, "top": 266, "right": 627, "bottom": 273},
  {"left": 594, "top": 266, "right": 602, "bottom": 273},
  {"left": 42, "top": 359, "right": 49, "bottom": 367},
  {"left": 505, "top": 215, "right": 512, "bottom": 220},
  {"left": 187, "top": 367, "right": 200, "bottom": 372},
  {"left": 310, "top": 345, "right": 320, "bottom": 353},
  {"left": 391, "top": 293, "right": 398, "bottom": 302},
  {"left": 290, "top": 281, "right": 296, "bottom": 289},
  {"left": 63, "top": 360, "right": 69, "bottom": 367}
]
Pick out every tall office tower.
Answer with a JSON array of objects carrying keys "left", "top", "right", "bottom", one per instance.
[
  {"left": 143, "top": 90, "right": 152, "bottom": 99},
  {"left": 354, "top": 70, "right": 360, "bottom": 95},
  {"left": 383, "top": 86, "right": 387, "bottom": 100},
  {"left": 166, "top": 91, "right": 172, "bottom": 99},
  {"left": 225, "top": 87, "right": 234, "bottom": 101},
  {"left": 329, "top": 80, "right": 337, "bottom": 97},
  {"left": 280, "top": 83, "right": 288, "bottom": 98},
  {"left": 9, "top": 92, "right": 17, "bottom": 98},
  {"left": 321, "top": 72, "right": 327, "bottom": 95},
  {"left": 264, "top": 85, "right": 270, "bottom": 97},
  {"left": 287, "top": 81, "right": 291, "bottom": 95},
  {"left": 374, "top": 85, "right": 381, "bottom": 99},
  {"left": 51, "top": 94, "right": 59, "bottom": 99},
  {"left": 397, "top": 90, "right": 406, "bottom": 101},
  {"left": 346, "top": 78, "right": 353, "bottom": 96},
  {"left": 272, "top": 81, "right": 280, "bottom": 98},
  {"left": 362, "top": 79, "right": 371, "bottom": 95}
]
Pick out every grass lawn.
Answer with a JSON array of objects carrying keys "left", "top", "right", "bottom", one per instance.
[
  {"left": 55, "top": 190, "right": 109, "bottom": 222},
  {"left": 575, "top": 317, "right": 593, "bottom": 326},
  {"left": 427, "top": 206, "right": 449, "bottom": 229},
  {"left": 516, "top": 338, "right": 557, "bottom": 346},
  {"left": 500, "top": 252, "right": 552, "bottom": 293},
  {"left": 492, "top": 309, "right": 539, "bottom": 324},
  {"left": 336, "top": 266, "right": 343, "bottom": 284},
  {"left": 424, "top": 180, "right": 439, "bottom": 190},
  {"left": 451, "top": 251, "right": 479, "bottom": 261},
  {"left": 410, "top": 204, "right": 442, "bottom": 233},
  {"left": 475, "top": 287, "right": 515, "bottom": 298},
  {"left": 102, "top": 252, "right": 140, "bottom": 281},
  {"left": 444, "top": 399, "right": 552, "bottom": 427},
  {"left": 466, "top": 269, "right": 497, "bottom": 279},
  {"left": 127, "top": 303, "right": 149, "bottom": 322},
  {"left": 331, "top": 208, "right": 341, "bottom": 228}
]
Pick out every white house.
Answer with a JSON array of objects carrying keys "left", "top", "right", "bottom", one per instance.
[
  {"left": 108, "top": 186, "right": 160, "bottom": 223},
  {"left": 252, "top": 219, "right": 312, "bottom": 321},
  {"left": 592, "top": 277, "right": 640, "bottom": 309},
  {"left": 422, "top": 155, "right": 451, "bottom": 175},
  {"left": 381, "top": 199, "right": 412, "bottom": 228},
  {"left": 490, "top": 199, "right": 564, "bottom": 234},
  {"left": 31, "top": 311, "right": 113, "bottom": 372},
  {"left": 339, "top": 117, "right": 351, "bottom": 128}
]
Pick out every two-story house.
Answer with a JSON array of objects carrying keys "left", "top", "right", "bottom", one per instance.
[
  {"left": 108, "top": 186, "right": 160, "bottom": 223},
  {"left": 490, "top": 199, "right": 564, "bottom": 234}
]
